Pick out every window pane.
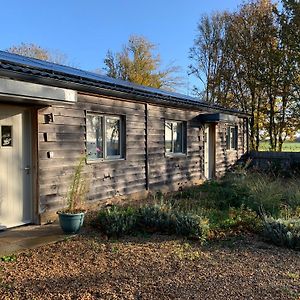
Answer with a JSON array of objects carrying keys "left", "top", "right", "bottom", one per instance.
[
  {"left": 173, "top": 122, "right": 183, "bottom": 153},
  {"left": 234, "top": 126, "right": 238, "bottom": 150},
  {"left": 86, "top": 114, "right": 103, "bottom": 160},
  {"left": 106, "top": 117, "right": 120, "bottom": 156},
  {"left": 165, "top": 122, "right": 172, "bottom": 153},
  {"left": 230, "top": 127, "right": 235, "bottom": 149},
  {"left": 226, "top": 127, "right": 231, "bottom": 150}
]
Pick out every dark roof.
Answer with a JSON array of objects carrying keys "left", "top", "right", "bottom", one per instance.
[
  {"left": 0, "top": 51, "right": 248, "bottom": 117},
  {"left": 197, "top": 113, "right": 240, "bottom": 123}
]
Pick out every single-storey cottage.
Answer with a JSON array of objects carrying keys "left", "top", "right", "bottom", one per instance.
[{"left": 0, "top": 51, "right": 249, "bottom": 228}]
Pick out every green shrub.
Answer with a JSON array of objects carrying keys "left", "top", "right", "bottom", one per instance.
[
  {"left": 96, "top": 205, "right": 138, "bottom": 237},
  {"left": 93, "top": 171, "right": 300, "bottom": 241},
  {"left": 243, "top": 174, "right": 284, "bottom": 215},
  {"left": 262, "top": 215, "right": 300, "bottom": 250},
  {"left": 201, "top": 179, "right": 250, "bottom": 210},
  {"left": 240, "top": 173, "right": 300, "bottom": 216},
  {"left": 138, "top": 204, "right": 174, "bottom": 233},
  {"left": 174, "top": 212, "right": 209, "bottom": 241},
  {"left": 283, "top": 182, "right": 300, "bottom": 209},
  {"left": 138, "top": 204, "right": 208, "bottom": 241},
  {"left": 278, "top": 205, "right": 300, "bottom": 220},
  {"left": 94, "top": 203, "right": 208, "bottom": 241},
  {"left": 221, "top": 206, "right": 262, "bottom": 232},
  {"left": 164, "top": 169, "right": 300, "bottom": 218},
  {"left": 164, "top": 195, "right": 205, "bottom": 216},
  {"left": 205, "top": 206, "right": 262, "bottom": 237}
]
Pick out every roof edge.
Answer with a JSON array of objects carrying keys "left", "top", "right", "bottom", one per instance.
[{"left": 0, "top": 52, "right": 250, "bottom": 118}]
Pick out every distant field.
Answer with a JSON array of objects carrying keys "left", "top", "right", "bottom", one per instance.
[{"left": 259, "top": 142, "right": 300, "bottom": 152}]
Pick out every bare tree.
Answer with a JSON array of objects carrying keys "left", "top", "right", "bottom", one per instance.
[
  {"left": 7, "top": 43, "right": 69, "bottom": 65},
  {"left": 189, "top": 12, "right": 230, "bottom": 102}
]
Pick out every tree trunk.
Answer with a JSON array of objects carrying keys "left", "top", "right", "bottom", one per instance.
[
  {"left": 255, "top": 95, "right": 262, "bottom": 151},
  {"left": 278, "top": 93, "right": 288, "bottom": 152},
  {"left": 268, "top": 93, "right": 276, "bottom": 151}
]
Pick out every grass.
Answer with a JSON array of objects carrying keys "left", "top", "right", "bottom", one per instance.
[
  {"left": 169, "top": 171, "right": 300, "bottom": 217},
  {"left": 259, "top": 141, "right": 300, "bottom": 152}
]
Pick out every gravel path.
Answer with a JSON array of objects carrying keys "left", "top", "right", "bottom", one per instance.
[{"left": 0, "top": 233, "right": 299, "bottom": 300}]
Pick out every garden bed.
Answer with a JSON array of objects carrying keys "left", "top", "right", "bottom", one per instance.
[
  {"left": 0, "top": 233, "right": 299, "bottom": 300},
  {"left": 2, "top": 169, "right": 300, "bottom": 299}
]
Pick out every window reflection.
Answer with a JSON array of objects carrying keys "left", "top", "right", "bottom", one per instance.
[
  {"left": 86, "top": 113, "right": 123, "bottom": 161},
  {"left": 106, "top": 117, "right": 120, "bottom": 157},
  {"left": 165, "top": 121, "right": 185, "bottom": 154}
]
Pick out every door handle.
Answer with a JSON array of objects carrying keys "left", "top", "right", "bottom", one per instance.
[{"left": 24, "top": 166, "right": 31, "bottom": 175}]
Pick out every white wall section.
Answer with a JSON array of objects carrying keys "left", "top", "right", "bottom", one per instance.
[{"left": 0, "top": 78, "right": 77, "bottom": 103}]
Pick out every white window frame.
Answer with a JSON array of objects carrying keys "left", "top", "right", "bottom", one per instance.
[
  {"left": 165, "top": 120, "right": 186, "bottom": 155},
  {"left": 86, "top": 112, "right": 124, "bottom": 162},
  {"left": 226, "top": 125, "right": 238, "bottom": 150}
]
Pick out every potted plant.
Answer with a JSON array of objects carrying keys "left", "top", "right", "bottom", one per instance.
[{"left": 57, "top": 156, "right": 88, "bottom": 234}]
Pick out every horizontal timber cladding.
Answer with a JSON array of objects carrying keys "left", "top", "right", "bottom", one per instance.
[
  {"left": 147, "top": 104, "right": 204, "bottom": 190},
  {"left": 37, "top": 93, "right": 147, "bottom": 214},
  {"left": 37, "top": 90, "right": 247, "bottom": 218},
  {"left": 214, "top": 119, "right": 247, "bottom": 178}
]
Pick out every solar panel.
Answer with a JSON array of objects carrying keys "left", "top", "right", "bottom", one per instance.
[{"left": 0, "top": 50, "right": 201, "bottom": 103}]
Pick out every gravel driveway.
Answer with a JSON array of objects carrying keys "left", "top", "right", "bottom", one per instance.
[{"left": 0, "top": 233, "right": 299, "bottom": 300}]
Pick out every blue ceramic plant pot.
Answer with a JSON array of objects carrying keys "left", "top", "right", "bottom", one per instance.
[{"left": 58, "top": 212, "right": 85, "bottom": 234}]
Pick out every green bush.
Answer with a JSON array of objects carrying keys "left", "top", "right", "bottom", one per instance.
[
  {"left": 262, "top": 215, "right": 300, "bottom": 250},
  {"left": 240, "top": 173, "right": 300, "bottom": 216},
  {"left": 283, "top": 182, "right": 300, "bottom": 209},
  {"left": 167, "top": 167, "right": 300, "bottom": 219},
  {"left": 140, "top": 205, "right": 209, "bottom": 241},
  {"left": 174, "top": 212, "right": 209, "bottom": 241},
  {"left": 205, "top": 206, "right": 262, "bottom": 237},
  {"left": 221, "top": 206, "right": 262, "bottom": 232},
  {"left": 93, "top": 170, "right": 300, "bottom": 241},
  {"left": 138, "top": 205, "right": 209, "bottom": 240},
  {"left": 242, "top": 173, "right": 284, "bottom": 215},
  {"left": 138, "top": 204, "right": 174, "bottom": 233},
  {"left": 209, "top": 171, "right": 300, "bottom": 217},
  {"left": 94, "top": 203, "right": 208, "bottom": 241},
  {"left": 96, "top": 205, "right": 138, "bottom": 237},
  {"left": 200, "top": 179, "right": 250, "bottom": 210}
]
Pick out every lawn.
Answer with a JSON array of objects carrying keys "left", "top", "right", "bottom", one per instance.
[
  {"left": 259, "top": 141, "right": 300, "bottom": 152},
  {"left": 1, "top": 233, "right": 300, "bottom": 300}
]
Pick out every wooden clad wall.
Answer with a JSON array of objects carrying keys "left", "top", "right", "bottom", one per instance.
[
  {"left": 38, "top": 104, "right": 86, "bottom": 214},
  {"left": 37, "top": 91, "right": 247, "bottom": 219},
  {"left": 38, "top": 94, "right": 147, "bottom": 215},
  {"left": 215, "top": 119, "right": 246, "bottom": 177},
  {"left": 147, "top": 104, "right": 204, "bottom": 191}
]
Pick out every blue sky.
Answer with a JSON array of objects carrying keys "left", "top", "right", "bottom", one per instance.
[{"left": 1, "top": 0, "right": 243, "bottom": 94}]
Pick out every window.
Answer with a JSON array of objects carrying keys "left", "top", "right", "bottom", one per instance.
[
  {"left": 165, "top": 120, "right": 186, "bottom": 154},
  {"left": 226, "top": 126, "right": 238, "bottom": 150},
  {"left": 86, "top": 113, "right": 124, "bottom": 161}
]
